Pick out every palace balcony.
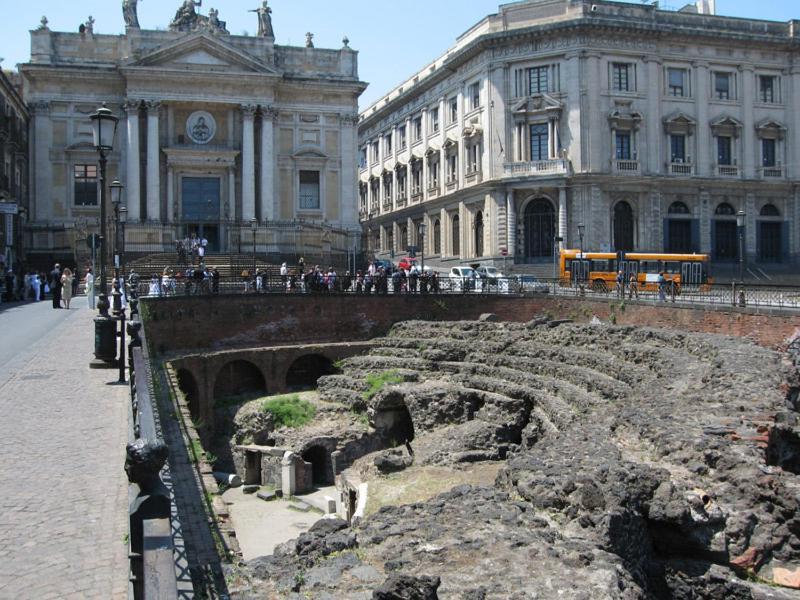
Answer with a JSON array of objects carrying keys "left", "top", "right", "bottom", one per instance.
[
  {"left": 716, "top": 165, "right": 740, "bottom": 178},
  {"left": 669, "top": 162, "right": 694, "bottom": 176},
  {"left": 503, "top": 159, "right": 571, "bottom": 178},
  {"left": 761, "top": 166, "right": 784, "bottom": 178},
  {"left": 613, "top": 159, "right": 640, "bottom": 174}
]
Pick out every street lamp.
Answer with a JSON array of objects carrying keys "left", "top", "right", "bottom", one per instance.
[
  {"left": 119, "top": 205, "right": 128, "bottom": 276},
  {"left": 419, "top": 222, "right": 427, "bottom": 272},
  {"left": 736, "top": 210, "right": 746, "bottom": 283},
  {"left": 250, "top": 217, "right": 258, "bottom": 284},
  {"left": 577, "top": 222, "right": 586, "bottom": 287},
  {"left": 110, "top": 179, "right": 124, "bottom": 314},
  {"left": 89, "top": 104, "right": 119, "bottom": 368}
]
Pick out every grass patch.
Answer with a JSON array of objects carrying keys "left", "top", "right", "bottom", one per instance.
[
  {"left": 362, "top": 370, "right": 403, "bottom": 401},
  {"left": 262, "top": 394, "right": 316, "bottom": 428}
]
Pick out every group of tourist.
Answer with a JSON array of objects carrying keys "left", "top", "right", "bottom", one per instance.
[
  {"left": 175, "top": 233, "right": 209, "bottom": 266},
  {"left": 614, "top": 269, "right": 675, "bottom": 302},
  {"left": 147, "top": 264, "right": 220, "bottom": 296},
  {"left": 0, "top": 262, "right": 98, "bottom": 309}
]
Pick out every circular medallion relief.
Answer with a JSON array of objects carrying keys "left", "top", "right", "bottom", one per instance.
[{"left": 186, "top": 111, "right": 216, "bottom": 145}]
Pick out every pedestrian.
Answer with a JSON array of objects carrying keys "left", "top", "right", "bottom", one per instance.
[
  {"left": 628, "top": 273, "right": 638, "bottom": 300},
  {"left": 85, "top": 267, "right": 95, "bottom": 309},
  {"left": 281, "top": 262, "right": 288, "bottom": 287},
  {"left": 31, "top": 270, "right": 41, "bottom": 301},
  {"left": 50, "top": 263, "right": 63, "bottom": 309},
  {"left": 211, "top": 267, "right": 220, "bottom": 294},
  {"left": 61, "top": 268, "right": 74, "bottom": 309},
  {"left": 616, "top": 270, "right": 625, "bottom": 298},
  {"left": 298, "top": 257, "right": 305, "bottom": 274},
  {"left": 657, "top": 272, "right": 667, "bottom": 302}
]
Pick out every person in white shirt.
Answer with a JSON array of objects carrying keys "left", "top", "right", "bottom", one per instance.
[{"left": 85, "top": 268, "right": 95, "bottom": 309}]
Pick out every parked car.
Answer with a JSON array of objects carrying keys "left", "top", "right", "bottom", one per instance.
[
  {"left": 511, "top": 275, "right": 550, "bottom": 294},
  {"left": 372, "top": 259, "right": 394, "bottom": 274},
  {"left": 475, "top": 266, "right": 504, "bottom": 284},
  {"left": 449, "top": 266, "right": 477, "bottom": 291}
]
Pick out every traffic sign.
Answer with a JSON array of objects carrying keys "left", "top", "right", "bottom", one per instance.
[{"left": 86, "top": 233, "right": 101, "bottom": 250}]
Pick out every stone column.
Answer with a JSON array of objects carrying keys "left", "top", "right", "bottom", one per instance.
[
  {"left": 341, "top": 114, "right": 359, "bottom": 227},
  {"left": 507, "top": 190, "right": 516, "bottom": 258},
  {"left": 740, "top": 66, "right": 756, "bottom": 178},
  {"left": 790, "top": 68, "right": 800, "bottom": 180},
  {"left": 645, "top": 57, "right": 662, "bottom": 175},
  {"left": 241, "top": 105, "right": 257, "bottom": 221},
  {"left": 585, "top": 54, "right": 603, "bottom": 173},
  {"left": 440, "top": 207, "right": 448, "bottom": 257},
  {"left": 145, "top": 101, "right": 161, "bottom": 222},
  {"left": 745, "top": 192, "right": 756, "bottom": 257},
  {"left": 228, "top": 167, "right": 237, "bottom": 222},
  {"left": 699, "top": 188, "right": 711, "bottom": 253},
  {"left": 558, "top": 187, "right": 567, "bottom": 250},
  {"left": 166, "top": 166, "right": 174, "bottom": 224},
  {"left": 694, "top": 62, "right": 710, "bottom": 177},
  {"left": 260, "top": 107, "right": 275, "bottom": 222},
  {"left": 564, "top": 52, "right": 582, "bottom": 172},
  {"left": 124, "top": 100, "right": 141, "bottom": 222},
  {"left": 30, "top": 101, "right": 52, "bottom": 222}
]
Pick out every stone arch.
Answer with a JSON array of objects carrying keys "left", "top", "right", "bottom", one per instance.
[
  {"left": 373, "top": 394, "right": 415, "bottom": 447},
  {"left": 213, "top": 360, "right": 266, "bottom": 402},
  {"left": 760, "top": 203, "right": 780, "bottom": 217},
  {"left": 521, "top": 196, "right": 555, "bottom": 260},
  {"left": 285, "top": 354, "right": 337, "bottom": 391},
  {"left": 301, "top": 444, "right": 334, "bottom": 486},
  {"left": 713, "top": 202, "right": 738, "bottom": 261},
  {"left": 612, "top": 201, "right": 634, "bottom": 252},
  {"left": 176, "top": 368, "right": 200, "bottom": 422},
  {"left": 666, "top": 201, "right": 693, "bottom": 253},
  {"left": 433, "top": 219, "right": 441, "bottom": 255},
  {"left": 452, "top": 214, "right": 460, "bottom": 256}
]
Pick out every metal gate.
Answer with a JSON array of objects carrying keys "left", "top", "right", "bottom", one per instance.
[
  {"left": 681, "top": 262, "right": 702, "bottom": 287},
  {"left": 571, "top": 259, "right": 590, "bottom": 284}
]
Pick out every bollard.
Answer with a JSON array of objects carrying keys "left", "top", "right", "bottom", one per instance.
[{"left": 738, "top": 289, "right": 746, "bottom": 307}]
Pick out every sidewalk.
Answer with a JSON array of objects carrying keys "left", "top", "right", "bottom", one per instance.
[{"left": 0, "top": 303, "right": 129, "bottom": 599}]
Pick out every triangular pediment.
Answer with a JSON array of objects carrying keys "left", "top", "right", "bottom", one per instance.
[
  {"left": 511, "top": 93, "right": 563, "bottom": 115},
  {"left": 126, "top": 33, "right": 278, "bottom": 75}
]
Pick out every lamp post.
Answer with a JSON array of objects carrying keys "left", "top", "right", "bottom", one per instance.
[
  {"left": 250, "top": 217, "right": 258, "bottom": 282},
  {"left": 89, "top": 104, "right": 119, "bottom": 369},
  {"left": 119, "top": 206, "right": 128, "bottom": 277},
  {"left": 419, "top": 222, "right": 426, "bottom": 272},
  {"left": 577, "top": 222, "right": 585, "bottom": 286},
  {"left": 736, "top": 210, "right": 746, "bottom": 283},
  {"left": 110, "top": 179, "right": 124, "bottom": 315}
]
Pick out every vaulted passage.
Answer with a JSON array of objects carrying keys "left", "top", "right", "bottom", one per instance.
[
  {"left": 177, "top": 368, "right": 200, "bottom": 421},
  {"left": 213, "top": 360, "right": 266, "bottom": 401},
  {"left": 302, "top": 445, "right": 333, "bottom": 486},
  {"left": 373, "top": 400, "right": 415, "bottom": 447},
  {"left": 285, "top": 354, "right": 337, "bottom": 391}
]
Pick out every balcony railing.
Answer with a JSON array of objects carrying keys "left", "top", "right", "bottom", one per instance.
[
  {"left": 427, "top": 186, "right": 440, "bottom": 199},
  {"left": 614, "top": 160, "right": 640, "bottom": 174},
  {"left": 396, "top": 196, "right": 407, "bottom": 208},
  {"left": 669, "top": 162, "right": 694, "bottom": 176},
  {"left": 716, "top": 165, "right": 740, "bottom": 178},
  {"left": 465, "top": 170, "right": 482, "bottom": 184},
  {"left": 446, "top": 179, "right": 458, "bottom": 192},
  {"left": 503, "top": 159, "right": 570, "bottom": 177},
  {"left": 761, "top": 166, "right": 784, "bottom": 178}
]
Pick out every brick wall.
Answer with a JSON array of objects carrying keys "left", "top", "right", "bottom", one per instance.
[{"left": 141, "top": 294, "right": 800, "bottom": 355}]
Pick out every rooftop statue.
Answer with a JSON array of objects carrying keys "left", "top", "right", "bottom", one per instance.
[
  {"left": 122, "top": 0, "right": 140, "bottom": 29},
  {"left": 249, "top": 1, "right": 274, "bottom": 38},
  {"left": 169, "top": 0, "right": 228, "bottom": 34}
]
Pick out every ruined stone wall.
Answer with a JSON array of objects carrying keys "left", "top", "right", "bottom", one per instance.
[{"left": 142, "top": 295, "right": 800, "bottom": 355}]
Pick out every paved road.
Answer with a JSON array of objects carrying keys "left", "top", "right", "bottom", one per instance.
[{"left": 0, "top": 301, "right": 129, "bottom": 599}]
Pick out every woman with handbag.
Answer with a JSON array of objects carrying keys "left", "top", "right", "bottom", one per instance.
[{"left": 61, "top": 268, "right": 74, "bottom": 309}]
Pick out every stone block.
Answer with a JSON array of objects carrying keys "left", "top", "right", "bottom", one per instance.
[
  {"left": 242, "top": 485, "right": 259, "bottom": 495},
  {"left": 288, "top": 501, "right": 311, "bottom": 512},
  {"left": 257, "top": 490, "right": 277, "bottom": 502}
]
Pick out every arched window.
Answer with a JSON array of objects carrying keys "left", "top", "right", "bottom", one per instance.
[
  {"left": 715, "top": 203, "right": 736, "bottom": 216},
  {"left": 613, "top": 201, "right": 634, "bottom": 252},
  {"left": 399, "top": 224, "right": 408, "bottom": 251},
  {"left": 452, "top": 215, "right": 460, "bottom": 256},
  {"left": 760, "top": 204, "right": 780, "bottom": 217},
  {"left": 668, "top": 201, "right": 690, "bottom": 215},
  {"left": 433, "top": 219, "right": 441, "bottom": 255},
  {"left": 474, "top": 211, "right": 484, "bottom": 257},
  {"left": 522, "top": 198, "right": 555, "bottom": 259}
]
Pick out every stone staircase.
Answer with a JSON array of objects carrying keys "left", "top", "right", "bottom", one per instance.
[{"left": 126, "top": 253, "right": 286, "bottom": 280}]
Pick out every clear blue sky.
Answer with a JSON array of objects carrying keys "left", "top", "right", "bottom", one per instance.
[{"left": 1, "top": 1, "right": 796, "bottom": 108}]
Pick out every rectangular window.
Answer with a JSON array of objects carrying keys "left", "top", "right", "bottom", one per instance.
[
  {"left": 469, "top": 82, "right": 481, "bottom": 111},
  {"left": 74, "top": 164, "right": 98, "bottom": 206},
  {"left": 714, "top": 72, "right": 731, "bottom": 100},
  {"left": 299, "top": 170, "right": 320, "bottom": 210},
  {"left": 466, "top": 143, "right": 480, "bottom": 173},
  {"left": 668, "top": 68, "right": 687, "bottom": 97},
  {"left": 370, "top": 141, "right": 379, "bottom": 163},
  {"left": 529, "top": 123, "right": 549, "bottom": 161},
  {"left": 413, "top": 117, "right": 422, "bottom": 141},
  {"left": 397, "top": 170, "right": 406, "bottom": 197},
  {"left": 528, "top": 66, "right": 549, "bottom": 95},
  {"left": 759, "top": 75, "right": 776, "bottom": 103},
  {"left": 430, "top": 107, "right": 439, "bottom": 133},
  {"left": 398, "top": 126, "right": 407, "bottom": 149},
  {"left": 383, "top": 178, "right": 392, "bottom": 204},
  {"left": 762, "top": 138, "right": 776, "bottom": 167},
  {"left": 412, "top": 164, "right": 422, "bottom": 194},
  {"left": 612, "top": 63, "right": 632, "bottom": 92},
  {"left": 615, "top": 132, "right": 631, "bottom": 160},
  {"left": 447, "top": 154, "right": 457, "bottom": 183},
  {"left": 429, "top": 159, "right": 439, "bottom": 188},
  {"left": 359, "top": 147, "right": 367, "bottom": 169},
  {"left": 717, "top": 136, "right": 732, "bottom": 165},
  {"left": 670, "top": 135, "right": 686, "bottom": 162},
  {"left": 384, "top": 133, "right": 392, "bottom": 155},
  {"left": 449, "top": 98, "right": 458, "bottom": 124}
]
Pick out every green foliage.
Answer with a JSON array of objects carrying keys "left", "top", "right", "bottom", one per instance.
[
  {"left": 362, "top": 370, "right": 404, "bottom": 401},
  {"left": 332, "top": 359, "right": 345, "bottom": 370},
  {"left": 262, "top": 394, "right": 317, "bottom": 428}
]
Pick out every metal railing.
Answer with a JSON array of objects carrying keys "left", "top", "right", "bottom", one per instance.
[
  {"left": 132, "top": 274, "right": 800, "bottom": 311},
  {"left": 126, "top": 294, "right": 178, "bottom": 600}
]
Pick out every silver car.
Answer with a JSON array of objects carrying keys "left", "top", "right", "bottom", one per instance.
[{"left": 511, "top": 275, "right": 550, "bottom": 294}]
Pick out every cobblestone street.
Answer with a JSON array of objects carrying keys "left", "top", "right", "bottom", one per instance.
[{"left": 0, "top": 302, "right": 129, "bottom": 599}]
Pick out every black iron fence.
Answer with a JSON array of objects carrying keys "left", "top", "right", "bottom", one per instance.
[{"left": 131, "top": 273, "right": 800, "bottom": 311}]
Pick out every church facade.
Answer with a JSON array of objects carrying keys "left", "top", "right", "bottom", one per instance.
[{"left": 22, "top": 2, "right": 365, "bottom": 265}]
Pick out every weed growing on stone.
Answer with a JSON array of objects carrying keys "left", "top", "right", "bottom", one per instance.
[
  {"left": 262, "top": 394, "right": 316, "bottom": 428},
  {"left": 362, "top": 370, "right": 403, "bottom": 401}
]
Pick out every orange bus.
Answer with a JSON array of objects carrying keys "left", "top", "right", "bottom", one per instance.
[{"left": 559, "top": 249, "right": 712, "bottom": 293}]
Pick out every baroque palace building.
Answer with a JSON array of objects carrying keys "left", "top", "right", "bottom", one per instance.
[
  {"left": 21, "top": 1, "right": 364, "bottom": 264},
  {"left": 358, "top": 0, "right": 800, "bottom": 271},
  {"left": 0, "top": 68, "right": 28, "bottom": 269}
]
